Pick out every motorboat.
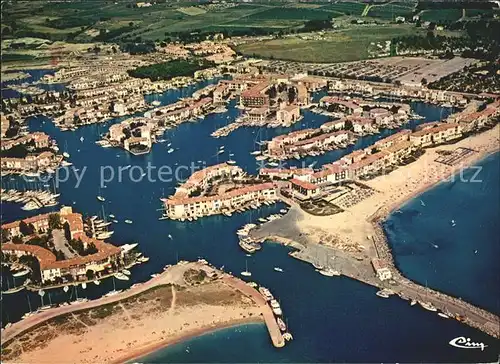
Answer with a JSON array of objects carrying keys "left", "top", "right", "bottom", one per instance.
[
  {"left": 273, "top": 267, "right": 284, "bottom": 273},
  {"left": 97, "top": 196, "right": 105, "bottom": 202},
  {"left": 93, "top": 280, "right": 101, "bottom": 285},
  {"left": 270, "top": 299, "right": 282, "bottom": 316},
  {"left": 258, "top": 287, "right": 274, "bottom": 301},
  {"left": 376, "top": 290, "right": 390, "bottom": 298},
  {"left": 419, "top": 301, "right": 437, "bottom": 312},
  {"left": 318, "top": 268, "right": 340, "bottom": 277},
  {"left": 114, "top": 272, "right": 129, "bottom": 281},
  {"left": 12, "top": 269, "right": 30, "bottom": 277},
  {"left": 124, "top": 219, "right": 133, "bottom": 224},
  {"left": 277, "top": 317, "right": 287, "bottom": 331}
]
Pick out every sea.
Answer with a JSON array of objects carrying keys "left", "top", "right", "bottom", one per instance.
[{"left": 1, "top": 70, "right": 499, "bottom": 363}]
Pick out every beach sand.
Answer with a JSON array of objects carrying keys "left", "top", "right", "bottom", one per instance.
[
  {"left": 2, "top": 274, "right": 265, "bottom": 364},
  {"left": 290, "top": 125, "right": 500, "bottom": 257}
]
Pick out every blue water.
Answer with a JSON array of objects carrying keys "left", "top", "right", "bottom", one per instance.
[
  {"left": 384, "top": 152, "right": 500, "bottom": 315},
  {"left": 1, "top": 75, "right": 498, "bottom": 362}
]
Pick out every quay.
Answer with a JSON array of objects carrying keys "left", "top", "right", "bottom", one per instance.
[
  {"left": 1, "top": 261, "right": 285, "bottom": 349},
  {"left": 246, "top": 202, "right": 500, "bottom": 339}
]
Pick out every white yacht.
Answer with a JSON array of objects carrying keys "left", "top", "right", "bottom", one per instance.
[
  {"left": 114, "top": 272, "right": 129, "bottom": 281},
  {"left": 270, "top": 299, "right": 282, "bottom": 316}
]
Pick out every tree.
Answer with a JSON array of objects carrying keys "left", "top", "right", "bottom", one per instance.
[
  {"left": 63, "top": 222, "right": 72, "bottom": 241},
  {"left": 48, "top": 213, "right": 62, "bottom": 230},
  {"left": 288, "top": 87, "right": 296, "bottom": 103},
  {"left": 344, "top": 119, "right": 354, "bottom": 131},
  {"left": 19, "top": 221, "right": 33, "bottom": 236},
  {"left": 86, "top": 269, "right": 95, "bottom": 280},
  {"left": 0, "top": 229, "right": 10, "bottom": 243},
  {"left": 12, "top": 236, "right": 23, "bottom": 244}
]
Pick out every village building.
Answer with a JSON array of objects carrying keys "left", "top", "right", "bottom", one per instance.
[
  {"left": 319, "top": 96, "right": 363, "bottom": 114},
  {"left": 1, "top": 114, "right": 10, "bottom": 137},
  {"left": 1, "top": 207, "right": 123, "bottom": 284},
  {"left": 0, "top": 132, "right": 50, "bottom": 151},
  {"left": 247, "top": 107, "right": 270, "bottom": 122},
  {"left": 410, "top": 123, "right": 463, "bottom": 147},
  {"left": 371, "top": 258, "right": 393, "bottom": 281},
  {"left": 374, "top": 129, "right": 411, "bottom": 150},
  {"left": 320, "top": 119, "right": 346, "bottom": 133},
  {"left": 289, "top": 178, "right": 320, "bottom": 200},
  {"left": 296, "top": 84, "right": 310, "bottom": 106},
  {"left": 240, "top": 82, "right": 270, "bottom": 108},
  {"left": 164, "top": 183, "right": 277, "bottom": 219},
  {"left": 276, "top": 104, "right": 300, "bottom": 126}
]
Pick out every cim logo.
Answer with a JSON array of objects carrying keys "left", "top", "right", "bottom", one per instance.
[{"left": 449, "top": 336, "right": 488, "bottom": 351}]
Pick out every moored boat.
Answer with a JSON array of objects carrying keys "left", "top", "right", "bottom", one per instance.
[
  {"left": 270, "top": 299, "right": 282, "bottom": 316},
  {"left": 419, "top": 301, "right": 438, "bottom": 312},
  {"left": 114, "top": 272, "right": 129, "bottom": 281},
  {"left": 277, "top": 317, "right": 287, "bottom": 331},
  {"left": 258, "top": 287, "right": 274, "bottom": 301}
]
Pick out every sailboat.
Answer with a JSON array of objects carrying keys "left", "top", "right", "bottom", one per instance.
[
  {"left": 63, "top": 140, "right": 70, "bottom": 158},
  {"left": 241, "top": 260, "right": 252, "bottom": 277},
  {"left": 97, "top": 186, "right": 105, "bottom": 202},
  {"left": 105, "top": 276, "right": 121, "bottom": 297}
]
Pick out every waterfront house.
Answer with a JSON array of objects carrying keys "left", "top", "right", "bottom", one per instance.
[
  {"left": 0, "top": 132, "right": 50, "bottom": 151},
  {"left": 276, "top": 105, "right": 300, "bottom": 126},
  {"left": 240, "top": 82, "right": 270, "bottom": 108},
  {"left": 374, "top": 129, "right": 411, "bottom": 150},
  {"left": 371, "top": 258, "right": 392, "bottom": 281},
  {"left": 319, "top": 96, "right": 363, "bottom": 115},
  {"left": 296, "top": 84, "right": 310, "bottom": 106},
  {"left": 1, "top": 207, "right": 123, "bottom": 284},
  {"left": 289, "top": 178, "right": 320, "bottom": 200},
  {"left": 247, "top": 107, "right": 270, "bottom": 122},
  {"left": 410, "top": 123, "right": 463, "bottom": 147},
  {"left": 320, "top": 119, "right": 345, "bottom": 133},
  {"left": 164, "top": 183, "right": 277, "bottom": 219}
]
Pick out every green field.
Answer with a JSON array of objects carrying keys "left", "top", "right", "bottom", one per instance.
[
  {"left": 245, "top": 7, "right": 333, "bottom": 21},
  {"left": 236, "top": 25, "right": 424, "bottom": 63},
  {"left": 367, "top": 4, "right": 415, "bottom": 20},
  {"left": 420, "top": 9, "right": 463, "bottom": 23},
  {"left": 322, "top": 2, "right": 367, "bottom": 16},
  {"left": 2, "top": 0, "right": 474, "bottom": 44},
  {"left": 465, "top": 9, "right": 495, "bottom": 18}
]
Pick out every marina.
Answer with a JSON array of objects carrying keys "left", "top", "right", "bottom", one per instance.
[{"left": 1, "top": 63, "right": 499, "bottom": 363}]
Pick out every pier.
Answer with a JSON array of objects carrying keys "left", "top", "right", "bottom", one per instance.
[
  {"left": 1, "top": 261, "right": 286, "bottom": 349},
  {"left": 246, "top": 203, "right": 500, "bottom": 339}
]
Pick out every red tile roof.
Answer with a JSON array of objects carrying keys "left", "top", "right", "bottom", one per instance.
[{"left": 290, "top": 178, "right": 318, "bottom": 190}]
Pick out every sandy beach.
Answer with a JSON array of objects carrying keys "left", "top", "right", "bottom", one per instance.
[
  {"left": 1, "top": 264, "right": 273, "bottom": 364},
  {"left": 291, "top": 125, "right": 500, "bottom": 256}
]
